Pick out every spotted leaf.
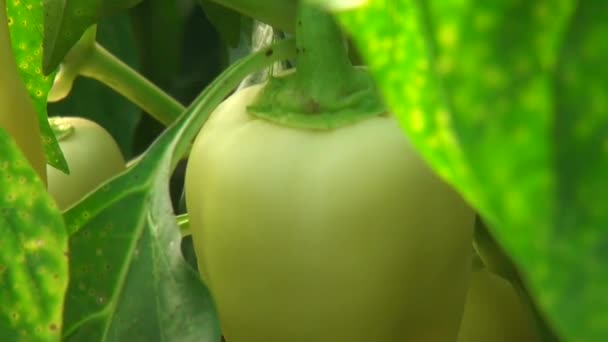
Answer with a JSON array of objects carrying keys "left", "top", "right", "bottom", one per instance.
[
  {"left": 331, "top": 0, "right": 608, "bottom": 340},
  {"left": 59, "top": 130, "right": 220, "bottom": 341},
  {"left": 7, "top": 0, "right": 68, "bottom": 172},
  {"left": 0, "top": 128, "right": 68, "bottom": 341}
]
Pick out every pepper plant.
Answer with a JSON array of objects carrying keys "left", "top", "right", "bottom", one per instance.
[{"left": 1, "top": 0, "right": 607, "bottom": 341}]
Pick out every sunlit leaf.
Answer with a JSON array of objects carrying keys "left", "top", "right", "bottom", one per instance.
[
  {"left": 306, "top": 0, "right": 368, "bottom": 11},
  {"left": 7, "top": 0, "right": 68, "bottom": 172},
  {"left": 331, "top": 0, "right": 608, "bottom": 339},
  {"left": 0, "top": 128, "right": 68, "bottom": 341}
]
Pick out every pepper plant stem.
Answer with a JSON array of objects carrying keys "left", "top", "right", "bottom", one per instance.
[
  {"left": 79, "top": 43, "right": 185, "bottom": 126},
  {"left": 171, "top": 38, "right": 297, "bottom": 168},
  {"left": 295, "top": 2, "right": 354, "bottom": 102},
  {"left": 247, "top": 3, "right": 384, "bottom": 129},
  {"left": 0, "top": 0, "right": 47, "bottom": 184}
]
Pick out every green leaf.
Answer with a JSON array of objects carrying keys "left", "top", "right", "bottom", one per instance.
[
  {"left": 42, "top": 0, "right": 143, "bottom": 74},
  {"left": 305, "top": 0, "right": 367, "bottom": 11},
  {"left": 199, "top": 0, "right": 244, "bottom": 48},
  {"left": 333, "top": 0, "right": 608, "bottom": 340},
  {"left": 203, "top": 0, "right": 296, "bottom": 33},
  {"left": 551, "top": 2, "right": 608, "bottom": 338},
  {"left": 7, "top": 0, "right": 68, "bottom": 172},
  {"left": 48, "top": 14, "right": 141, "bottom": 159},
  {"left": 58, "top": 38, "right": 296, "bottom": 340},
  {"left": 61, "top": 164, "right": 221, "bottom": 341},
  {"left": 0, "top": 128, "right": 68, "bottom": 341},
  {"left": 59, "top": 134, "right": 220, "bottom": 341},
  {"left": 473, "top": 216, "right": 557, "bottom": 340},
  {"left": 130, "top": 0, "right": 183, "bottom": 89}
]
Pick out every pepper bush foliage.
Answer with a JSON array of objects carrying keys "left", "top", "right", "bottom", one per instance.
[{"left": 1, "top": 0, "right": 607, "bottom": 341}]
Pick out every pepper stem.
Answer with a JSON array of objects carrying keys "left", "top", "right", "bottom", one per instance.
[
  {"left": 48, "top": 26, "right": 184, "bottom": 126},
  {"left": 80, "top": 43, "right": 185, "bottom": 126},
  {"left": 295, "top": 3, "right": 353, "bottom": 104},
  {"left": 248, "top": 2, "right": 385, "bottom": 129}
]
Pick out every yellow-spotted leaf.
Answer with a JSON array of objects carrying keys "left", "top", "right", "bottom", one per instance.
[
  {"left": 7, "top": 0, "right": 67, "bottom": 172},
  {"left": 0, "top": 128, "right": 68, "bottom": 341},
  {"left": 328, "top": 0, "right": 608, "bottom": 340}
]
